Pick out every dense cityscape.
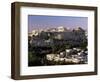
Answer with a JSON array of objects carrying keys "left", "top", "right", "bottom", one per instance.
[{"left": 28, "top": 26, "right": 88, "bottom": 66}]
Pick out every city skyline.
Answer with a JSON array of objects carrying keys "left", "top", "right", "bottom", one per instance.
[{"left": 28, "top": 15, "right": 88, "bottom": 32}]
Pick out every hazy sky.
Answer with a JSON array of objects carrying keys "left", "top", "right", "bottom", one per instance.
[{"left": 28, "top": 15, "right": 88, "bottom": 32}]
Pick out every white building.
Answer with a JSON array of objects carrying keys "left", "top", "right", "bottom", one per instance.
[{"left": 57, "top": 26, "right": 68, "bottom": 32}]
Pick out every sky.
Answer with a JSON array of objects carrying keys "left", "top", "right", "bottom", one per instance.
[{"left": 28, "top": 15, "right": 88, "bottom": 32}]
